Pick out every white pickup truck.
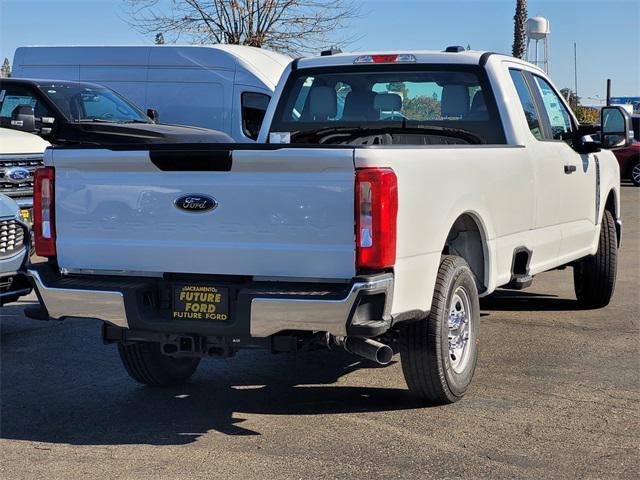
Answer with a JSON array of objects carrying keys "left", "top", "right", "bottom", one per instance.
[
  {"left": 27, "top": 49, "right": 631, "bottom": 404},
  {"left": 0, "top": 128, "right": 48, "bottom": 305}
]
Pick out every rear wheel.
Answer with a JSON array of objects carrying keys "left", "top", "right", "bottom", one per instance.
[
  {"left": 573, "top": 209, "right": 618, "bottom": 308},
  {"left": 399, "top": 255, "right": 479, "bottom": 404},
  {"left": 630, "top": 159, "right": 640, "bottom": 187},
  {"left": 118, "top": 341, "right": 200, "bottom": 387}
]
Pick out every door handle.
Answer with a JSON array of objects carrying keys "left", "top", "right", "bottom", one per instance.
[{"left": 564, "top": 164, "right": 577, "bottom": 174}]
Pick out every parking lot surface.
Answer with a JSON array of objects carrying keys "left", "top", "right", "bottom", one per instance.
[{"left": 1, "top": 186, "right": 638, "bottom": 480}]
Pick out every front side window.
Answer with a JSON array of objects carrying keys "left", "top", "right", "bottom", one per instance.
[
  {"left": 38, "top": 84, "right": 150, "bottom": 123},
  {"left": 241, "top": 92, "right": 270, "bottom": 140},
  {"left": 509, "top": 69, "right": 543, "bottom": 140},
  {"left": 271, "top": 66, "right": 505, "bottom": 144},
  {"left": 533, "top": 76, "right": 574, "bottom": 143}
]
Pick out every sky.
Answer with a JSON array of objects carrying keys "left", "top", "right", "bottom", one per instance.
[{"left": 0, "top": 0, "right": 638, "bottom": 103}]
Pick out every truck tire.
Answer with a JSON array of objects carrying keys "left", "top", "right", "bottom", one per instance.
[
  {"left": 399, "top": 255, "right": 479, "bottom": 404},
  {"left": 118, "top": 342, "right": 200, "bottom": 387},
  {"left": 573, "top": 209, "right": 618, "bottom": 308}
]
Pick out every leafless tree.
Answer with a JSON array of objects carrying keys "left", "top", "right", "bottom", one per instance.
[{"left": 124, "top": 0, "right": 361, "bottom": 55}]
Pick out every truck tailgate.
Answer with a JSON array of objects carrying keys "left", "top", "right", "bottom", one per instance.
[{"left": 51, "top": 147, "right": 356, "bottom": 280}]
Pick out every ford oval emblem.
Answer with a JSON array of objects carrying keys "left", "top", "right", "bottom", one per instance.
[
  {"left": 174, "top": 194, "right": 218, "bottom": 213},
  {"left": 4, "top": 167, "right": 31, "bottom": 184}
]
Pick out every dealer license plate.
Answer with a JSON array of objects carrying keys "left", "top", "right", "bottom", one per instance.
[{"left": 172, "top": 285, "right": 229, "bottom": 321}]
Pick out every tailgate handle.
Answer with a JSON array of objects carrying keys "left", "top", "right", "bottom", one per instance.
[
  {"left": 150, "top": 150, "right": 232, "bottom": 171},
  {"left": 564, "top": 164, "right": 577, "bottom": 174}
]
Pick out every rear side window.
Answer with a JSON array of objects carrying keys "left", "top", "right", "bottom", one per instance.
[
  {"left": 533, "top": 76, "right": 574, "bottom": 143},
  {"left": 0, "top": 85, "right": 54, "bottom": 124},
  {"left": 241, "top": 92, "right": 270, "bottom": 140},
  {"left": 508, "top": 69, "right": 543, "bottom": 140}
]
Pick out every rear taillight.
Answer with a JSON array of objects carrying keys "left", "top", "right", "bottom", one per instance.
[
  {"left": 355, "top": 168, "right": 398, "bottom": 269},
  {"left": 33, "top": 167, "right": 56, "bottom": 257}
]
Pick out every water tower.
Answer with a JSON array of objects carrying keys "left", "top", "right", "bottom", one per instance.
[{"left": 526, "top": 17, "right": 550, "bottom": 72}]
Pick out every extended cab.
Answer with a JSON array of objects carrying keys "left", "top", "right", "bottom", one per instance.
[{"left": 27, "top": 50, "right": 630, "bottom": 404}]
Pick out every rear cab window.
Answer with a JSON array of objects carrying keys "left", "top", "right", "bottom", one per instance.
[{"left": 270, "top": 65, "right": 506, "bottom": 145}]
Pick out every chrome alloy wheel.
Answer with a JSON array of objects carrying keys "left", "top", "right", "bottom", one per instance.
[
  {"left": 632, "top": 163, "right": 640, "bottom": 185},
  {"left": 447, "top": 286, "right": 473, "bottom": 373}
]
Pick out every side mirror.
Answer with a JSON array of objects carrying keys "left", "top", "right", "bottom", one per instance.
[
  {"left": 147, "top": 108, "right": 159, "bottom": 123},
  {"left": 10, "top": 105, "right": 36, "bottom": 133},
  {"left": 601, "top": 106, "right": 631, "bottom": 149},
  {"left": 574, "top": 124, "right": 602, "bottom": 154}
]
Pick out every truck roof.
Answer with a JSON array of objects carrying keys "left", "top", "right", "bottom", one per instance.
[
  {"left": 295, "top": 49, "right": 542, "bottom": 72},
  {"left": 13, "top": 45, "right": 292, "bottom": 90},
  {"left": 1, "top": 77, "right": 110, "bottom": 89}
]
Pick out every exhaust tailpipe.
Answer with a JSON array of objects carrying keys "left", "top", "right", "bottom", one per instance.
[{"left": 344, "top": 337, "right": 393, "bottom": 365}]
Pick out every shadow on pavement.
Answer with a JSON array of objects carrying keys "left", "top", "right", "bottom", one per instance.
[
  {"left": 481, "top": 289, "right": 583, "bottom": 311},
  {"left": 2, "top": 285, "right": 589, "bottom": 446},
  {"left": 1, "top": 327, "right": 420, "bottom": 445}
]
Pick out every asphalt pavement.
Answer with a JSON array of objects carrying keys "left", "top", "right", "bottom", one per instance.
[{"left": 1, "top": 184, "right": 638, "bottom": 479}]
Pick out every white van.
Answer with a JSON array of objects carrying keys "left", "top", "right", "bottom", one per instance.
[{"left": 12, "top": 45, "right": 291, "bottom": 142}]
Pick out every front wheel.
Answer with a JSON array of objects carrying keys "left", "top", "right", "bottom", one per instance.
[
  {"left": 399, "top": 255, "right": 479, "bottom": 404},
  {"left": 118, "top": 341, "right": 200, "bottom": 387},
  {"left": 573, "top": 209, "right": 618, "bottom": 308},
  {"left": 630, "top": 159, "right": 640, "bottom": 187}
]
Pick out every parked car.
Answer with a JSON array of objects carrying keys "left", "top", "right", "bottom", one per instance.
[
  {"left": 12, "top": 45, "right": 291, "bottom": 141},
  {"left": 0, "top": 78, "right": 233, "bottom": 145},
  {"left": 0, "top": 193, "right": 30, "bottom": 306},
  {"left": 613, "top": 142, "right": 640, "bottom": 186},
  {"left": 27, "top": 49, "right": 628, "bottom": 404},
  {"left": 612, "top": 115, "right": 640, "bottom": 186},
  {"left": 0, "top": 127, "right": 49, "bottom": 227}
]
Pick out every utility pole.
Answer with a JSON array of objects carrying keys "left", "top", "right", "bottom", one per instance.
[{"left": 573, "top": 42, "right": 578, "bottom": 103}]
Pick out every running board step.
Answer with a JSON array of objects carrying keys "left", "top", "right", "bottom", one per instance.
[{"left": 503, "top": 274, "right": 533, "bottom": 290}]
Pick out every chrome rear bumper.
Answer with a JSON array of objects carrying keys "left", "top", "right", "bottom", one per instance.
[
  {"left": 28, "top": 267, "right": 393, "bottom": 338},
  {"left": 250, "top": 275, "right": 393, "bottom": 337},
  {"left": 29, "top": 269, "right": 128, "bottom": 327}
]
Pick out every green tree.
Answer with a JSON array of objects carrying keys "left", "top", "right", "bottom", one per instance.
[
  {"left": 402, "top": 95, "right": 441, "bottom": 121},
  {"left": 512, "top": 0, "right": 528, "bottom": 59},
  {"left": 1, "top": 58, "right": 11, "bottom": 78},
  {"left": 560, "top": 88, "right": 599, "bottom": 124},
  {"left": 575, "top": 106, "right": 600, "bottom": 124}
]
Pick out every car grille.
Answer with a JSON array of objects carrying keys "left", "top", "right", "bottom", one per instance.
[
  {"left": 0, "top": 218, "right": 26, "bottom": 259},
  {"left": 0, "top": 155, "right": 44, "bottom": 199}
]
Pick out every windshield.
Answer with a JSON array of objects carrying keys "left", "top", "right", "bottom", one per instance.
[
  {"left": 271, "top": 65, "right": 505, "bottom": 144},
  {"left": 38, "top": 84, "right": 150, "bottom": 123}
]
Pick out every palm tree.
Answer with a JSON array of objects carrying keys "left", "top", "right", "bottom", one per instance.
[{"left": 512, "top": 0, "right": 528, "bottom": 59}]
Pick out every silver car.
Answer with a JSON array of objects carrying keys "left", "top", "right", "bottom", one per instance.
[{"left": 0, "top": 194, "right": 31, "bottom": 306}]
